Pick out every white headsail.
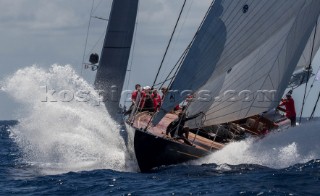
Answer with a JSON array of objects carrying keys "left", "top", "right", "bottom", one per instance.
[{"left": 153, "top": 0, "right": 320, "bottom": 127}]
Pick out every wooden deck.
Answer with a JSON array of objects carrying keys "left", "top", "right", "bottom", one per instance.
[{"left": 132, "top": 112, "right": 224, "bottom": 151}]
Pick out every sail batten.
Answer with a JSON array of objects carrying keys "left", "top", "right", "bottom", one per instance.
[{"left": 153, "top": 0, "right": 320, "bottom": 127}]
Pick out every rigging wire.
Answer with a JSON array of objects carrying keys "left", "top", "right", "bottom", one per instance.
[
  {"left": 87, "top": 29, "right": 107, "bottom": 57},
  {"left": 144, "top": 1, "right": 216, "bottom": 130},
  {"left": 309, "top": 91, "right": 320, "bottom": 120},
  {"left": 153, "top": 76, "right": 174, "bottom": 87},
  {"left": 156, "top": 49, "right": 188, "bottom": 89},
  {"left": 167, "top": 51, "right": 188, "bottom": 89},
  {"left": 158, "top": 0, "right": 216, "bottom": 91},
  {"left": 158, "top": 0, "right": 194, "bottom": 81},
  {"left": 81, "top": 0, "right": 111, "bottom": 76},
  {"left": 81, "top": 0, "right": 96, "bottom": 76},
  {"left": 305, "top": 63, "right": 320, "bottom": 98},
  {"left": 145, "top": 45, "right": 188, "bottom": 129},
  {"left": 167, "top": 0, "right": 215, "bottom": 90},
  {"left": 151, "top": 0, "right": 187, "bottom": 89},
  {"left": 299, "top": 20, "right": 318, "bottom": 124}
]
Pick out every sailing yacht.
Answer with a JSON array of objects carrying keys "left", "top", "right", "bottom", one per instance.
[{"left": 92, "top": 0, "right": 320, "bottom": 172}]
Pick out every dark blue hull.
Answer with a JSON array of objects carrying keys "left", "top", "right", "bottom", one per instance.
[{"left": 132, "top": 128, "right": 212, "bottom": 172}]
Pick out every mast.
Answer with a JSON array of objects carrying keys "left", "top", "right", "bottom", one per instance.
[{"left": 94, "top": 0, "right": 139, "bottom": 120}]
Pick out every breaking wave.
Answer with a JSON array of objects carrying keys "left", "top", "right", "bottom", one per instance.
[
  {"left": 198, "top": 120, "right": 320, "bottom": 169},
  {"left": 3, "top": 64, "right": 131, "bottom": 175}
]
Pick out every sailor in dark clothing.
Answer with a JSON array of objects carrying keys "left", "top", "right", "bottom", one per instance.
[
  {"left": 166, "top": 112, "right": 203, "bottom": 146},
  {"left": 142, "top": 93, "right": 155, "bottom": 112},
  {"left": 141, "top": 86, "right": 155, "bottom": 112}
]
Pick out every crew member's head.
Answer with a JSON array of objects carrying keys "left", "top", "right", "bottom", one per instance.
[{"left": 135, "top": 84, "right": 141, "bottom": 91}]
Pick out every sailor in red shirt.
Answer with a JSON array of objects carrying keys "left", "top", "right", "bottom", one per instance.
[
  {"left": 131, "top": 84, "right": 145, "bottom": 110},
  {"left": 152, "top": 89, "right": 162, "bottom": 111},
  {"left": 279, "top": 93, "right": 296, "bottom": 127},
  {"left": 125, "top": 84, "right": 142, "bottom": 115}
]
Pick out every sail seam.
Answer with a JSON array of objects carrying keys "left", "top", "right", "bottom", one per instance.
[
  {"left": 204, "top": 30, "right": 290, "bottom": 114},
  {"left": 203, "top": 1, "right": 315, "bottom": 124},
  {"left": 243, "top": 1, "right": 313, "bottom": 119},
  {"left": 217, "top": 1, "right": 295, "bottom": 74}
]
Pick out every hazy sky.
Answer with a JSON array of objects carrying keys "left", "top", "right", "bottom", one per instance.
[
  {"left": 0, "top": 0, "right": 213, "bottom": 119},
  {"left": 0, "top": 0, "right": 320, "bottom": 119}
]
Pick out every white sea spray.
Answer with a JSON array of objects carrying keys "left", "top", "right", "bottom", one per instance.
[{"left": 3, "top": 64, "right": 132, "bottom": 175}]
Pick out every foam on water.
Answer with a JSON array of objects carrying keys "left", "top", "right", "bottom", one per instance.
[
  {"left": 199, "top": 121, "right": 320, "bottom": 169},
  {"left": 3, "top": 65, "right": 131, "bottom": 175}
]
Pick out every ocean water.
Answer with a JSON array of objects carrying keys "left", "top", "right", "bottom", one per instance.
[{"left": 1, "top": 65, "right": 319, "bottom": 195}]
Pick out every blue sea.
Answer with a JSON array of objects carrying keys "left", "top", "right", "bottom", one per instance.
[
  {"left": 1, "top": 65, "right": 319, "bottom": 195},
  {"left": 1, "top": 120, "right": 320, "bottom": 195}
]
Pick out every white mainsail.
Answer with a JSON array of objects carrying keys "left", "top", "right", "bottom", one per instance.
[{"left": 153, "top": 0, "right": 320, "bottom": 127}]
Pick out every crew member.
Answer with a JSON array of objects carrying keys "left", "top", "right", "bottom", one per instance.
[
  {"left": 152, "top": 89, "right": 162, "bottom": 111},
  {"left": 166, "top": 111, "right": 203, "bottom": 146},
  {"left": 125, "top": 84, "right": 145, "bottom": 115},
  {"left": 279, "top": 93, "right": 296, "bottom": 127}
]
